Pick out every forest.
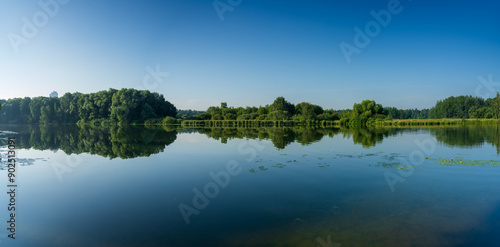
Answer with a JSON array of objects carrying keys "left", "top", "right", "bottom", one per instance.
[
  {"left": 188, "top": 97, "right": 430, "bottom": 123},
  {"left": 182, "top": 94, "right": 499, "bottom": 127},
  {"left": 429, "top": 94, "right": 500, "bottom": 119},
  {"left": 0, "top": 90, "right": 499, "bottom": 127},
  {"left": 0, "top": 88, "right": 176, "bottom": 125}
]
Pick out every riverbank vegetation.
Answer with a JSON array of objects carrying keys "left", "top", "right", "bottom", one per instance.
[
  {"left": 1, "top": 90, "right": 499, "bottom": 127},
  {"left": 0, "top": 88, "right": 176, "bottom": 125},
  {"left": 177, "top": 93, "right": 499, "bottom": 127},
  {"left": 429, "top": 94, "right": 500, "bottom": 119}
]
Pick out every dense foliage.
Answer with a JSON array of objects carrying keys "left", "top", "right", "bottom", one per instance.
[
  {"left": 177, "top": 109, "right": 205, "bottom": 119},
  {"left": 0, "top": 88, "right": 176, "bottom": 124},
  {"left": 429, "top": 93, "right": 500, "bottom": 119},
  {"left": 192, "top": 97, "right": 341, "bottom": 122},
  {"left": 1, "top": 91, "right": 499, "bottom": 127},
  {"left": 383, "top": 107, "right": 429, "bottom": 119},
  {"left": 347, "top": 99, "right": 385, "bottom": 127},
  {"left": 192, "top": 93, "right": 500, "bottom": 124}
]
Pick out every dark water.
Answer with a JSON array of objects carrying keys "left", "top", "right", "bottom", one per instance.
[{"left": 1, "top": 124, "right": 500, "bottom": 247}]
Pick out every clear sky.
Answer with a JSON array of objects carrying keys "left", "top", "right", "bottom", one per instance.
[{"left": 1, "top": 0, "right": 499, "bottom": 110}]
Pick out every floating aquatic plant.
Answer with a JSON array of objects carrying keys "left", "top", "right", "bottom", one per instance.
[
  {"left": 317, "top": 163, "right": 329, "bottom": 167},
  {"left": 273, "top": 163, "right": 286, "bottom": 168},
  {"left": 430, "top": 157, "right": 500, "bottom": 167}
]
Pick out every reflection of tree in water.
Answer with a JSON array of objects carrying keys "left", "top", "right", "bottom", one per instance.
[
  {"left": 348, "top": 128, "right": 382, "bottom": 148},
  {"left": 198, "top": 127, "right": 335, "bottom": 149},
  {"left": 197, "top": 127, "right": 297, "bottom": 149},
  {"left": 340, "top": 128, "right": 402, "bottom": 148},
  {"left": 293, "top": 127, "right": 330, "bottom": 146},
  {"left": 198, "top": 126, "right": 500, "bottom": 152},
  {"left": 267, "top": 128, "right": 296, "bottom": 149},
  {"left": 2, "top": 125, "right": 499, "bottom": 156},
  {"left": 196, "top": 128, "right": 240, "bottom": 144},
  {"left": 198, "top": 127, "right": 429, "bottom": 149},
  {"left": 486, "top": 126, "right": 500, "bottom": 154},
  {"left": 429, "top": 126, "right": 500, "bottom": 154},
  {"left": 0, "top": 125, "right": 177, "bottom": 159},
  {"left": 198, "top": 127, "right": 296, "bottom": 148}
]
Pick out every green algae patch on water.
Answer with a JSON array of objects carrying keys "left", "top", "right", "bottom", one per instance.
[
  {"left": 375, "top": 162, "right": 420, "bottom": 170},
  {"left": 273, "top": 163, "right": 286, "bottom": 168},
  {"left": 431, "top": 157, "right": 500, "bottom": 167},
  {"left": 373, "top": 152, "right": 421, "bottom": 170}
]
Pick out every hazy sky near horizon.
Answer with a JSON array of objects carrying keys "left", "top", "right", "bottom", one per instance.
[{"left": 1, "top": 0, "right": 499, "bottom": 110}]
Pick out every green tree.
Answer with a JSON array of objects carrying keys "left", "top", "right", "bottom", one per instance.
[
  {"left": 493, "top": 92, "right": 500, "bottom": 119},
  {"left": 29, "top": 97, "right": 43, "bottom": 123},
  {"left": 224, "top": 113, "right": 237, "bottom": 120},
  {"left": 317, "top": 109, "right": 340, "bottom": 121},
  {"left": 346, "top": 100, "right": 384, "bottom": 127},
  {"left": 267, "top": 110, "right": 289, "bottom": 120},
  {"left": 353, "top": 100, "right": 383, "bottom": 117},
  {"left": 295, "top": 102, "right": 324, "bottom": 120},
  {"left": 257, "top": 106, "right": 269, "bottom": 116},
  {"left": 270, "top": 97, "right": 295, "bottom": 115},
  {"left": 429, "top": 95, "right": 485, "bottom": 119}
]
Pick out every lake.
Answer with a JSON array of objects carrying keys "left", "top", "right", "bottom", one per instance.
[{"left": 1, "top": 124, "right": 500, "bottom": 247}]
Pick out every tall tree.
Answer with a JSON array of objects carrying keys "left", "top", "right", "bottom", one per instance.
[
  {"left": 493, "top": 92, "right": 500, "bottom": 119},
  {"left": 353, "top": 100, "right": 383, "bottom": 117},
  {"left": 270, "top": 97, "right": 295, "bottom": 115},
  {"left": 295, "top": 102, "right": 324, "bottom": 120}
]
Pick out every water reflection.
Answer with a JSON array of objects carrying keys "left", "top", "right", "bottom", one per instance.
[
  {"left": 430, "top": 125, "right": 500, "bottom": 154},
  {"left": 199, "top": 127, "right": 427, "bottom": 149},
  {"left": 1, "top": 125, "right": 499, "bottom": 158},
  {"left": 0, "top": 124, "right": 177, "bottom": 159},
  {"left": 197, "top": 127, "right": 330, "bottom": 149},
  {"left": 1, "top": 124, "right": 500, "bottom": 247}
]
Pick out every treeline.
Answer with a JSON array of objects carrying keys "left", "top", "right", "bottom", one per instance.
[
  {"left": 187, "top": 97, "right": 430, "bottom": 127},
  {"left": 0, "top": 88, "right": 177, "bottom": 124},
  {"left": 383, "top": 107, "right": 429, "bottom": 119},
  {"left": 192, "top": 97, "right": 343, "bottom": 122},
  {"left": 2, "top": 91, "right": 499, "bottom": 126},
  {"left": 188, "top": 94, "right": 499, "bottom": 126},
  {"left": 429, "top": 93, "right": 500, "bottom": 119},
  {"left": 193, "top": 97, "right": 341, "bottom": 122}
]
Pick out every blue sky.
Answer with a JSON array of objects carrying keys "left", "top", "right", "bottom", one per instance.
[{"left": 1, "top": 0, "right": 499, "bottom": 110}]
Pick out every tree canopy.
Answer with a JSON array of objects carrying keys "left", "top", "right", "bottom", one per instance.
[
  {"left": 2, "top": 92, "right": 499, "bottom": 127},
  {"left": 0, "top": 88, "right": 176, "bottom": 124},
  {"left": 429, "top": 95, "right": 495, "bottom": 119}
]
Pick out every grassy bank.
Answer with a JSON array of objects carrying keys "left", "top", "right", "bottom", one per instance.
[
  {"left": 372, "top": 118, "right": 500, "bottom": 127},
  {"left": 179, "top": 120, "right": 342, "bottom": 128},
  {"left": 178, "top": 119, "right": 500, "bottom": 128}
]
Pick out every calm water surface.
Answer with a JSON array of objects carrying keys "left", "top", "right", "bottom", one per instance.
[{"left": 1, "top": 125, "right": 500, "bottom": 247}]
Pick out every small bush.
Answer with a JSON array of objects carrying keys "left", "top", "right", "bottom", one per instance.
[{"left": 163, "top": 116, "right": 179, "bottom": 125}]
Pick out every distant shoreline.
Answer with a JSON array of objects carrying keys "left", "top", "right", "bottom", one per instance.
[{"left": 166, "top": 118, "right": 500, "bottom": 128}]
